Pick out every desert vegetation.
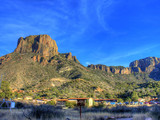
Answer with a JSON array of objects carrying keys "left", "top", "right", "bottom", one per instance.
[{"left": 0, "top": 104, "right": 160, "bottom": 120}]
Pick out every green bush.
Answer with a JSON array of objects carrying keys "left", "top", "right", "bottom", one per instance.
[
  {"left": 117, "top": 98, "right": 124, "bottom": 103},
  {"left": 46, "top": 100, "right": 56, "bottom": 106},
  {"left": 16, "top": 102, "right": 24, "bottom": 109},
  {"left": 65, "top": 101, "right": 77, "bottom": 108},
  {"left": 94, "top": 102, "right": 106, "bottom": 108}
]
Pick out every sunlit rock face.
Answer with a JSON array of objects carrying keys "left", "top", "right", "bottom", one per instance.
[
  {"left": 14, "top": 34, "right": 58, "bottom": 57},
  {"left": 129, "top": 57, "right": 160, "bottom": 73},
  {"left": 87, "top": 64, "right": 131, "bottom": 74},
  {"left": 88, "top": 57, "right": 160, "bottom": 77}
]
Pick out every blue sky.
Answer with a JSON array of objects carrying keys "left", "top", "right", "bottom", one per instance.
[{"left": 0, "top": 0, "right": 160, "bottom": 67}]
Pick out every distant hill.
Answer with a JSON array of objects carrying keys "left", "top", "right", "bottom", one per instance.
[{"left": 0, "top": 34, "right": 159, "bottom": 98}]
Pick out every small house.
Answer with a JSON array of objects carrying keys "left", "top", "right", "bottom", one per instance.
[{"left": 68, "top": 98, "right": 94, "bottom": 107}]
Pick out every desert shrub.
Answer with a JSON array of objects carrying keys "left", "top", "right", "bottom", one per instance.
[
  {"left": 95, "top": 102, "right": 106, "bottom": 108},
  {"left": 30, "top": 105, "right": 65, "bottom": 119},
  {"left": 132, "top": 106, "right": 150, "bottom": 113},
  {"left": 46, "top": 100, "right": 56, "bottom": 106},
  {"left": 65, "top": 101, "right": 77, "bottom": 108},
  {"left": 93, "top": 116, "right": 106, "bottom": 120},
  {"left": 117, "top": 98, "right": 124, "bottom": 103},
  {"left": 0, "top": 112, "right": 6, "bottom": 118},
  {"left": 0, "top": 81, "right": 13, "bottom": 99},
  {"left": 16, "top": 102, "right": 24, "bottom": 109},
  {"left": 89, "top": 107, "right": 106, "bottom": 112},
  {"left": 107, "top": 105, "right": 150, "bottom": 113},
  {"left": 105, "top": 106, "right": 132, "bottom": 113},
  {"left": 151, "top": 105, "right": 160, "bottom": 115},
  {"left": 85, "top": 99, "right": 89, "bottom": 108},
  {"left": 1, "top": 102, "right": 8, "bottom": 107}
]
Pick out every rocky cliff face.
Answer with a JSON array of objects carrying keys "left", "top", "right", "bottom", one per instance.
[
  {"left": 129, "top": 57, "right": 160, "bottom": 73},
  {"left": 14, "top": 35, "right": 58, "bottom": 57},
  {"left": 13, "top": 34, "right": 79, "bottom": 65},
  {"left": 88, "top": 57, "right": 160, "bottom": 76},
  {"left": 65, "top": 52, "right": 80, "bottom": 63},
  {"left": 87, "top": 64, "right": 131, "bottom": 74},
  {"left": 0, "top": 54, "right": 11, "bottom": 65}
]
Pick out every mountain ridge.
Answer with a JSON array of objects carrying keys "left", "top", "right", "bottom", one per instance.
[
  {"left": 0, "top": 34, "right": 159, "bottom": 98},
  {"left": 87, "top": 57, "right": 160, "bottom": 80}
]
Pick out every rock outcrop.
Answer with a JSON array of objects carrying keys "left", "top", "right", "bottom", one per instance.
[
  {"left": 14, "top": 35, "right": 58, "bottom": 57},
  {"left": 14, "top": 34, "right": 80, "bottom": 65},
  {"left": 65, "top": 52, "right": 80, "bottom": 63},
  {"left": 0, "top": 54, "right": 11, "bottom": 65},
  {"left": 129, "top": 57, "right": 160, "bottom": 73},
  {"left": 87, "top": 64, "right": 131, "bottom": 74}
]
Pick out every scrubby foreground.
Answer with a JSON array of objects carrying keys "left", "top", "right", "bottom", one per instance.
[{"left": 0, "top": 105, "right": 160, "bottom": 120}]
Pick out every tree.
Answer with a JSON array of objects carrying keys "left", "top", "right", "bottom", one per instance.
[
  {"left": 125, "top": 97, "right": 132, "bottom": 102},
  {"left": 0, "top": 81, "right": 12, "bottom": 99},
  {"left": 118, "top": 98, "right": 124, "bottom": 103},
  {"left": 91, "top": 86, "right": 97, "bottom": 98},
  {"left": 105, "top": 93, "right": 113, "bottom": 99},
  {"left": 131, "top": 91, "right": 139, "bottom": 102}
]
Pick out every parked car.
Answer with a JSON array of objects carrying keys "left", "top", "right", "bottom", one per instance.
[
  {"left": 110, "top": 102, "right": 116, "bottom": 105},
  {"left": 148, "top": 101, "right": 157, "bottom": 104},
  {"left": 117, "top": 102, "right": 123, "bottom": 105},
  {"left": 144, "top": 102, "right": 149, "bottom": 104},
  {"left": 150, "top": 101, "right": 157, "bottom": 104},
  {"left": 134, "top": 102, "right": 138, "bottom": 105},
  {"left": 139, "top": 102, "right": 143, "bottom": 105},
  {"left": 125, "top": 102, "right": 129, "bottom": 105}
]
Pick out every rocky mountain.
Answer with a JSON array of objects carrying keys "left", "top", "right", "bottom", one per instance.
[
  {"left": 14, "top": 35, "right": 58, "bottom": 56},
  {"left": 13, "top": 35, "right": 79, "bottom": 65},
  {"left": 88, "top": 57, "right": 160, "bottom": 80},
  {"left": 129, "top": 57, "right": 160, "bottom": 73},
  {"left": 0, "top": 34, "right": 159, "bottom": 98}
]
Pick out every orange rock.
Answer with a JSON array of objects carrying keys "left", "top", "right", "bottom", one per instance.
[
  {"left": 14, "top": 35, "right": 58, "bottom": 57},
  {"left": 32, "top": 56, "right": 37, "bottom": 62}
]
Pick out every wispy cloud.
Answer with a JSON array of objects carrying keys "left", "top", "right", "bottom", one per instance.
[
  {"left": 92, "top": 44, "right": 160, "bottom": 65},
  {"left": 96, "top": 0, "right": 114, "bottom": 31}
]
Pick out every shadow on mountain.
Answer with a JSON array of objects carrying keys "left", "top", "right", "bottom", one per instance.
[{"left": 149, "top": 63, "right": 160, "bottom": 81}]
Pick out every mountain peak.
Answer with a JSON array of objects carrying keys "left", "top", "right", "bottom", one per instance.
[
  {"left": 129, "top": 57, "right": 160, "bottom": 73},
  {"left": 14, "top": 34, "right": 58, "bottom": 57}
]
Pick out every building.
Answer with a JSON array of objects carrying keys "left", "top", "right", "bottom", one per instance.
[
  {"left": 56, "top": 98, "right": 94, "bottom": 107},
  {"left": 68, "top": 98, "right": 94, "bottom": 107}
]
